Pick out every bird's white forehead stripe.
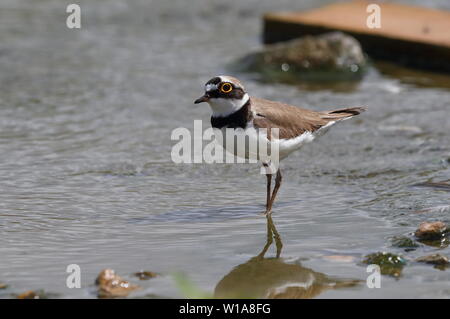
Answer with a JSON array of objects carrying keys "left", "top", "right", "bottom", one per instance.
[
  {"left": 219, "top": 75, "right": 233, "bottom": 83},
  {"left": 205, "top": 83, "right": 218, "bottom": 92}
]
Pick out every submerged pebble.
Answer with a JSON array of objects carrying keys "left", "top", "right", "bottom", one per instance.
[
  {"left": 390, "top": 236, "right": 419, "bottom": 251},
  {"left": 416, "top": 254, "right": 449, "bottom": 270},
  {"left": 362, "top": 252, "right": 406, "bottom": 277},
  {"left": 96, "top": 269, "right": 140, "bottom": 298},
  {"left": 415, "top": 205, "right": 450, "bottom": 214},
  {"left": 133, "top": 270, "right": 158, "bottom": 280}
]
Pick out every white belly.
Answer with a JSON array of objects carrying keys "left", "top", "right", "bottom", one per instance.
[
  {"left": 215, "top": 120, "right": 336, "bottom": 162},
  {"left": 277, "top": 120, "right": 336, "bottom": 159}
]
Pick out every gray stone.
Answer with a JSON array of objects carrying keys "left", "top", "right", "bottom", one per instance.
[{"left": 236, "top": 32, "right": 367, "bottom": 82}]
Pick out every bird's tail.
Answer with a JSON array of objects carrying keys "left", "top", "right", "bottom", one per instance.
[{"left": 320, "top": 107, "right": 366, "bottom": 121}]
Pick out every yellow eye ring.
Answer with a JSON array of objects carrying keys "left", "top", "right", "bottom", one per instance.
[{"left": 220, "top": 83, "right": 233, "bottom": 93}]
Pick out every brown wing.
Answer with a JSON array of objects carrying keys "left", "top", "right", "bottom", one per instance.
[
  {"left": 320, "top": 106, "right": 366, "bottom": 119},
  {"left": 251, "top": 97, "right": 365, "bottom": 140}
]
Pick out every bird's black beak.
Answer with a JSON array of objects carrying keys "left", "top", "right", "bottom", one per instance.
[{"left": 194, "top": 94, "right": 210, "bottom": 104}]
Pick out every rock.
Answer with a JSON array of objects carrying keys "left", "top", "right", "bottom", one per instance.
[
  {"left": 17, "top": 290, "right": 43, "bottom": 299},
  {"left": 133, "top": 270, "right": 158, "bottom": 280},
  {"left": 416, "top": 254, "right": 449, "bottom": 266},
  {"left": 15, "top": 290, "right": 56, "bottom": 299},
  {"left": 414, "top": 221, "right": 447, "bottom": 240},
  {"left": 236, "top": 32, "right": 367, "bottom": 83},
  {"left": 362, "top": 252, "right": 406, "bottom": 277},
  {"left": 17, "top": 291, "right": 38, "bottom": 299},
  {"left": 390, "top": 236, "right": 419, "bottom": 251},
  {"left": 416, "top": 254, "right": 449, "bottom": 270},
  {"left": 0, "top": 283, "right": 7, "bottom": 289},
  {"left": 96, "top": 269, "right": 140, "bottom": 298}
]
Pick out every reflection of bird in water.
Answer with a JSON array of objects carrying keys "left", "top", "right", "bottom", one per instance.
[{"left": 214, "top": 215, "right": 360, "bottom": 298}]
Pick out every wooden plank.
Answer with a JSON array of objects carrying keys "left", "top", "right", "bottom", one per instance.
[{"left": 263, "top": 1, "right": 450, "bottom": 73}]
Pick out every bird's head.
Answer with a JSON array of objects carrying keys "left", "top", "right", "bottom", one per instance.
[{"left": 194, "top": 75, "right": 249, "bottom": 117}]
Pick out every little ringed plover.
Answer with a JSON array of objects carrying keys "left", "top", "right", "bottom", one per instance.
[{"left": 194, "top": 75, "right": 365, "bottom": 215}]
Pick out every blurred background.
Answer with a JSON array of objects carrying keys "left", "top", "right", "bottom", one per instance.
[{"left": 0, "top": 0, "right": 449, "bottom": 298}]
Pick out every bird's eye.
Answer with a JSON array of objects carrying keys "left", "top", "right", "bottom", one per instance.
[{"left": 220, "top": 83, "right": 233, "bottom": 93}]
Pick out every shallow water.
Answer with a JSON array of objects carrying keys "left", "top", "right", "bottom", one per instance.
[{"left": 0, "top": 0, "right": 450, "bottom": 298}]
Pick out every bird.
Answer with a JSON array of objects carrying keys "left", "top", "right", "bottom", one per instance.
[{"left": 194, "top": 75, "right": 365, "bottom": 215}]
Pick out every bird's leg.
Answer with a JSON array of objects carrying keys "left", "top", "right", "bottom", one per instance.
[
  {"left": 265, "top": 173, "right": 272, "bottom": 212},
  {"left": 262, "top": 163, "right": 273, "bottom": 215},
  {"left": 266, "top": 169, "right": 282, "bottom": 215}
]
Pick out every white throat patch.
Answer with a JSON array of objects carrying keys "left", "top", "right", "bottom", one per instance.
[{"left": 209, "top": 93, "right": 249, "bottom": 118}]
